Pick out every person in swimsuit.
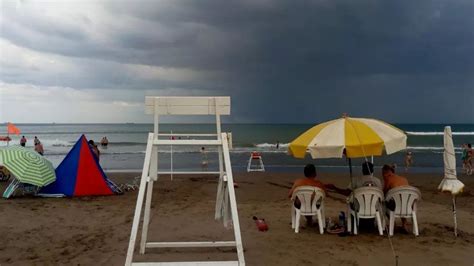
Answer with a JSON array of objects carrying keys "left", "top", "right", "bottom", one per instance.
[
  {"left": 34, "top": 142, "right": 44, "bottom": 156},
  {"left": 100, "top": 136, "right": 109, "bottom": 147},
  {"left": 405, "top": 151, "right": 413, "bottom": 172},
  {"left": 466, "top": 143, "right": 473, "bottom": 175},
  {"left": 461, "top": 144, "right": 468, "bottom": 174},
  {"left": 20, "top": 136, "right": 27, "bottom": 147}
]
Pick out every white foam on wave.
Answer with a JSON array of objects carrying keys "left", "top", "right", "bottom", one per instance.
[
  {"left": 40, "top": 139, "right": 73, "bottom": 147},
  {"left": 255, "top": 142, "right": 289, "bottom": 148},
  {"left": 407, "top": 131, "right": 474, "bottom": 136}
]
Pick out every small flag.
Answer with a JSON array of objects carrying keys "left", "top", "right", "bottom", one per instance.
[{"left": 7, "top": 123, "right": 20, "bottom": 135}]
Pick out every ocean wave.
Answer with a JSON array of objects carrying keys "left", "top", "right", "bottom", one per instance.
[
  {"left": 255, "top": 142, "right": 289, "bottom": 148},
  {"left": 407, "top": 131, "right": 474, "bottom": 136},
  {"left": 407, "top": 146, "right": 462, "bottom": 153}
]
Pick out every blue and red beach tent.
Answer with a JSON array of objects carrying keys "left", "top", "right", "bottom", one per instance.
[{"left": 39, "top": 135, "right": 120, "bottom": 197}]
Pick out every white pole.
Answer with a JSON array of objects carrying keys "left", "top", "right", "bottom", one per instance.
[
  {"left": 452, "top": 195, "right": 458, "bottom": 237},
  {"left": 170, "top": 130, "right": 173, "bottom": 181}
]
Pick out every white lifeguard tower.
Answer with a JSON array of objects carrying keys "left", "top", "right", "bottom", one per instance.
[
  {"left": 125, "top": 96, "right": 245, "bottom": 266},
  {"left": 246, "top": 151, "right": 265, "bottom": 172}
]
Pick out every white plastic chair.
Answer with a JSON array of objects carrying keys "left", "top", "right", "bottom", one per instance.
[
  {"left": 291, "top": 186, "right": 326, "bottom": 234},
  {"left": 385, "top": 186, "right": 421, "bottom": 236},
  {"left": 347, "top": 187, "right": 384, "bottom": 235}
]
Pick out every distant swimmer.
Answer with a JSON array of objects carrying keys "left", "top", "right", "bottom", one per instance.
[
  {"left": 100, "top": 136, "right": 109, "bottom": 147},
  {"left": 276, "top": 141, "right": 280, "bottom": 149}
]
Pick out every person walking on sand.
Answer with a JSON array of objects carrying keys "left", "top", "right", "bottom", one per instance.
[
  {"left": 34, "top": 142, "right": 44, "bottom": 156},
  {"left": 405, "top": 151, "right": 413, "bottom": 172},
  {"left": 34, "top": 136, "right": 40, "bottom": 146},
  {"left": 20, "top": 136, "right": 27, "bottom": 147}
]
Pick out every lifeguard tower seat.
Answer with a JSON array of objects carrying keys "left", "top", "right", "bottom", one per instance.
[
  {"left": 125, "top": 96, "right": 245, "bottom": 266},
  {"left": 247, "top": 151, "right": 265, "bottom": 172}
]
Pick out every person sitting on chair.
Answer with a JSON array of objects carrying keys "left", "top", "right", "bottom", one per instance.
[
  {"left": 382, "top": 164, "right": 410, "bottom": 232},
  {"left": 288, "top": 164, "right": 335, "bottom": 226},
  {"left": 350, "top": 162, "right": 382, "bottom": 190}
]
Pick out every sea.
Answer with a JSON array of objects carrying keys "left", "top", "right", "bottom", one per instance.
[{"left": 1, "top": 123, "right": 474, "bottom": 174}]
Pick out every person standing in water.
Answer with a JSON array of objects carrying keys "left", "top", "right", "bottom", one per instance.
[
  {"left": 100, "top": 136, "right": 109, "bottom": 147},
  {"left": 276, "top": 141, "right": 280, "bottom": 149},
  {"left": 20, "top": 136, "right": 27, "bottom": 147},
  {"left": 405, "top": 151, "right": 413, "bottom": 172},
  {"left": 34, "top": 136, "right": 40, "bottom": 146},
  {"left": 34, "top": 141, "right": 44, "bottom": 156},
  {"left": 88, "top": 140, "right": 100, "bottom": 162},
  {"left": 200, "top": 147, "right": 208, "bottom": 171}
]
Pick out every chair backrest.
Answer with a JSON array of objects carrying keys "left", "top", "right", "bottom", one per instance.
[
  {"left": 292, "top": 186, "right": 325, "bottom": 214},
  {"left": 145, "top": 96, "right": 231, "bottom": 116},
  {"left": 385, "top": 186, "right": 421, "bottom": 217},
  {"left": 352, "top": 187, "right": 384, "bottom": 217}
]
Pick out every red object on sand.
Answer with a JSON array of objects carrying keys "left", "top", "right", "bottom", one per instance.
[
  {"left": 0, "top": 136, "right": 11, "bottom": 141},
  {"left": 253, "top": 216, "right": 268, "bottom": 231},
  {"left": 251, "top": 151, "right": 261, "bottom": 159}
]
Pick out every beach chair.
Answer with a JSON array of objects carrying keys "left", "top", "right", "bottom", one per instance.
[
  {"left": 347, "top": 187, "right": 385, "bottom": 235},
  {"left": 2, "top": 178, "right": 20, "bottom": 198},
  {"left": 291, "top": 186, "right": 326, "bottom": 234},
  {"left": 385, "top": 186, "right": 421, "bottom": 236},
  {"left": 246, "top": 151, "right": 265, "bottom": 172}
]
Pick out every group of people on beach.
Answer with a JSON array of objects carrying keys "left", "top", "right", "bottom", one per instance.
[
  {"left": 20, "top": 136, "right": 44, "bottom": 156},
  {"left": 289, "top": 162, "right": 412, "bottom": 232},
  {"left": 462, "top": 143, "right": 473, "bottom": 175}
]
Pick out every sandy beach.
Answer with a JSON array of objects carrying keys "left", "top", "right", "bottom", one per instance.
[{"left": 0, "top": 171, "right": 473, "bottom": 266}]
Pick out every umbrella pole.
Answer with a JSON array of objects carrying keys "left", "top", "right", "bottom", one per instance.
[
  {"left": 452, "top": 195, "right": 458, "bottom": 237},
  {"left": 348, "top": 157, "right": 354, "bottom": 190}
]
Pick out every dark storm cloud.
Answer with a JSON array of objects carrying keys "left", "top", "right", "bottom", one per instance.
[{"left": 1, "top": 0, "right": 473, "bottom": 123}]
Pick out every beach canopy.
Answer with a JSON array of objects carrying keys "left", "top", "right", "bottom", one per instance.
[
  {"left": 438, "top": 126, "right": 464, "bottom": 195},
  {"left": 0, "top": 146, "right": 55, "bottom": 186},
  {"left": 288, "top": 115, "right": 407, "bottom": 159},
  {"left": 39, "top": 135, "right": 119, "bottom": 197}
]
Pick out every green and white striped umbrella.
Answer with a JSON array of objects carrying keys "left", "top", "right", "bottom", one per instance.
[{"left": 0, "top": 147, "right": 56, "bottom": 186}]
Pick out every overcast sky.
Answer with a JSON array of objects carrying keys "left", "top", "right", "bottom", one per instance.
[{"left": 0, "top": 0, "right": 473, "bottom": 123}]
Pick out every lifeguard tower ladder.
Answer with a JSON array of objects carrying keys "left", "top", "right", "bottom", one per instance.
[
  {"left": 125, "top": 96, "right": 245, "bottom": 266},
  {"left": 247, "top": 152, "right": 265, "bottom": 172}
]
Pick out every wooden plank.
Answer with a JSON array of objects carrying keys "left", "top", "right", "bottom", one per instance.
[
  {"left": 153, "top": 140, "right": 222, "bottom": 146},
  {"left": 145, "top": 241, "right": 236, "bottom": 248},
  {"left": 157, "top": 171, "right": 220, "bottom": 175},
  {"left": 145, "top": 97, "right": 230, "bottom": 115},
  {"left": 132, "top": 261, "right": 238, "bottom": 266},
  {"left": 126, "top": 133, "right": 155, "bottom": 266},
  {"left": 221, "top": 133, "right": 246, "bottom": 266}
]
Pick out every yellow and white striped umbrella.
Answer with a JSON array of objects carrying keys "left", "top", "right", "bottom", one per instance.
[{"left": 289, "top": 116, "right": 407, "bottom": 159}]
